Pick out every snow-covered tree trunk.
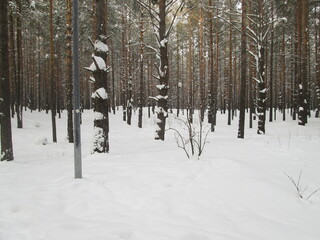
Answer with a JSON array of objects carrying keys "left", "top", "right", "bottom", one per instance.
[
  {"left": 0, "top": 0, "right": 14, "bottom": 161},
  {"left": 256, "top": 42, "right": 266, "bottom": 134},
  {"left": 154, "top": 0, "right": 169, "bottom": 140},
  {"left": 85, "top": 0, "right": 109, "bottom": 153}
]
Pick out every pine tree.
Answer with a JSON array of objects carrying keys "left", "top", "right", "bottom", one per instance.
[{"left": 0, "top": 0, "right": 14, "bottom": 161}]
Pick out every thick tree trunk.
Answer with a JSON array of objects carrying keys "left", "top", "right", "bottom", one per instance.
[
  {"left": 0, "top": 0, "right": 14, "bottom": 161},
  {"left": 88, "top": 0, "right": 110, "bottom": 153},
  {"left": 155, "top": 0, "right": 169, "bottom": 140}
]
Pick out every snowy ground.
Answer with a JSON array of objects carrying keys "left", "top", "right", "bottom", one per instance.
[{"left": 1, "top": 109, "right": 320, "bottom": 240}]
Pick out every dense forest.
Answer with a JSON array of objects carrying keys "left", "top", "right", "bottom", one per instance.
[{"left": 1, "top": 0, "right": 319, "bottom": 161}]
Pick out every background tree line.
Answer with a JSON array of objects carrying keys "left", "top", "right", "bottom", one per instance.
[{"left": 1, "top": 0, "right": 319, "bottom": 160}]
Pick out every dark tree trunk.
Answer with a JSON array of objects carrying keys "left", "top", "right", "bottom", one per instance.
[
  {"left": 155, "top": 0, "right": 169, "bottom": 140},
  {"left": 50, "top": 0, "right": 57, "bottom": 142},
  {"left": 238, "top": 0, "right": 247, "bottom": 139},
  {"left": 66, "top": 0, "right": 73, "bottom": 143},
  {"left": 16, "top": 0, "right": 23, "bottom": 128},
  {"left": 0, "top": 0, "right": 14, "bottom": 161},
  {"left": 89, "top": 0, "right": 109, "bottom": 153},
  {"left": 138, "top": 12, "right": 144, "bottom": 128}
]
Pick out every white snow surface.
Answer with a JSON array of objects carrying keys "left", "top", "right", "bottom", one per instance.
[
  {"left": 94, "top": 40, "right": 108, "bottom": 53},
  {"left": 92, "top": 87, "right": 108, "bottom": 100},
  {"left": 1, "top": 110, "right": 320, "bottom": 240}
]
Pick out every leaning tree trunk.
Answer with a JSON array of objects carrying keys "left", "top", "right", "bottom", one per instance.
[
  {"left": 154, "top": 0, "right": 169, "bottom": 140},
  {"left": 0, "top": 0, "right": 14, "bottom": 161}
]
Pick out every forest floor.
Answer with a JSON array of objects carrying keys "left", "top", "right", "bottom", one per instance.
[{"left": 1, "top": 109, "right": 320, "bottom": 240}]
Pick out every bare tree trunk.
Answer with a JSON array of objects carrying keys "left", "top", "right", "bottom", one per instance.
[
  {"left": 238, "top": 0, "right": 247, "bottom": 139},
  {"left": 138, "top": 11, "right": 144, "bottom": 128},
  {"left": 269, "top": 4, "right": 274, "bottom": 122},
  {"left": 66, "top": 0, "right": 74, "bottom": 142},
  {"left": 298, "top": 0, "right": 309, "bottom": 125},
  {"left": 0, "top": 0, "right": 14, "bottom": 161},
  {"left": 16, "top": 0, "right": 23, "bottom": 128},
  {"left": 227, "top": 0, "right": 233, "bottom": 126},
  {"left": 50, "top": 0, "right": 57, "bottom": 142}
]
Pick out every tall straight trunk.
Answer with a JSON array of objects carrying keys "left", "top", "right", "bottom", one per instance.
[
  {"left": 282, "top": 28, "right": 286, "bottom": 121},
  {"left": 256, "top": 0, "right": 267, "bottom": 135},
  {"left": 316, "top": 8, "right": 320, "bottom": 117},
  {"left": 199, "top": 7, "right": 205, "bottom": 122},
  {"left": 121, "top": 12, "right": 127, "bottom": 122},
  {"left": 187, "top": 15, "right": 193, "bottom": 124},
  {"left": 138, "top": 12, "right": 144, "bottom": 128},
  {"left": 298, "top": 0, "right": 309, "bottom": 125},
  {"left": 154, "top": 0, "right": 169, "bottom": 140},
  {"left": 66, "top": 0, "right": 73, "bottom": 142},
  {"left": 227, "top": 0, "right": 233, "bottom": 126},
  {"left": 248, "top": 0, "right": 253, "bottom": 129},
  {"left": 208, "top": 0, "right": 214, "bottom": 131},
  {"left": 0, "top": 0, "right": 14, "bottom": 161},
  {"left": 111, "top": 45, "right": 116, "bottom": 115},
  {"left": 213, "top": 7, "right": 219, "bottom": 129},
  {"left": 49, "top": 0, "right": 57, "bottom": 143},
  {"left": 269, "top": 5, "right": 274, "bottom": 122},
  {"left": 16, "top": 0, "right": 23, "bottom": 128},
  {"left": 9, "top": 9, "right": 15, "bottom": 118},
  {"left": 176, "top": 30, "right": 180, "bottom": 117},
  {"left": 238, "top": 0, "right": 247, "bottom": 139},
  {"left": 88, "top": 0, "right": 109, "bottom": 153}
]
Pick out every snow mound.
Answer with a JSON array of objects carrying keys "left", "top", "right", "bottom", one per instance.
[{"left": 35, "top": 136, "right": 48, "bottom": 145}]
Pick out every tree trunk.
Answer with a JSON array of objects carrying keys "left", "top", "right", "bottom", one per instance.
[
  {"left": 16, "top": 0, "right": 23, "bottom": 128},
  {"left": 66, "top": 0, "right": 74, "bottom": 142},
  {"left": 0, "top": 0, "right": 14, "bottom": 161},
  {"left": 155, "top": 0, "right": 169, "bottom": 140},
  {"left": 138, "top": 12, "right": 144, "bottom": 128},
  {"left": 238, "top": 0, "right": 247, "bottom": 138},
  {"left": 50, "top": 0, "right": 57, "bottom": 142}
]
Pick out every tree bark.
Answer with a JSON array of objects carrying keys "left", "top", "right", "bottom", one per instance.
[{"left": 0, "top": 0, "right": 14, "bottom": 161}]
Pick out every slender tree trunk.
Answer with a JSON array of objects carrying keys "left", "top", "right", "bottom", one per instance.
[
  {"left": 238, "top": 0, "right": 247, "bottom": 138},
  {"left": 50, "top": 0, "right": 57, "bottom": 142},
  {"left": 282, "top": 28, "right": 286, "bottom": 121},
  {"left": 66, "top": 0, "right": 74, "bottom": 142},
  {"left": 208, "top": 0, "right": 215, "bottom": 131},
  {"left": 227, "top": 0, "right": 233, "bottom": 126},
  {"left": 16, "top": 0, "right": 23, "bottom": 128},
  {"left": 269, "top": 5, "right": 274, "bottom": 122},
  {"left": 199, "top": 7, "right": 205, "bottom": 122},
  {"left": 138, "top": 12, "right": 144, "bottom": 128}
]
